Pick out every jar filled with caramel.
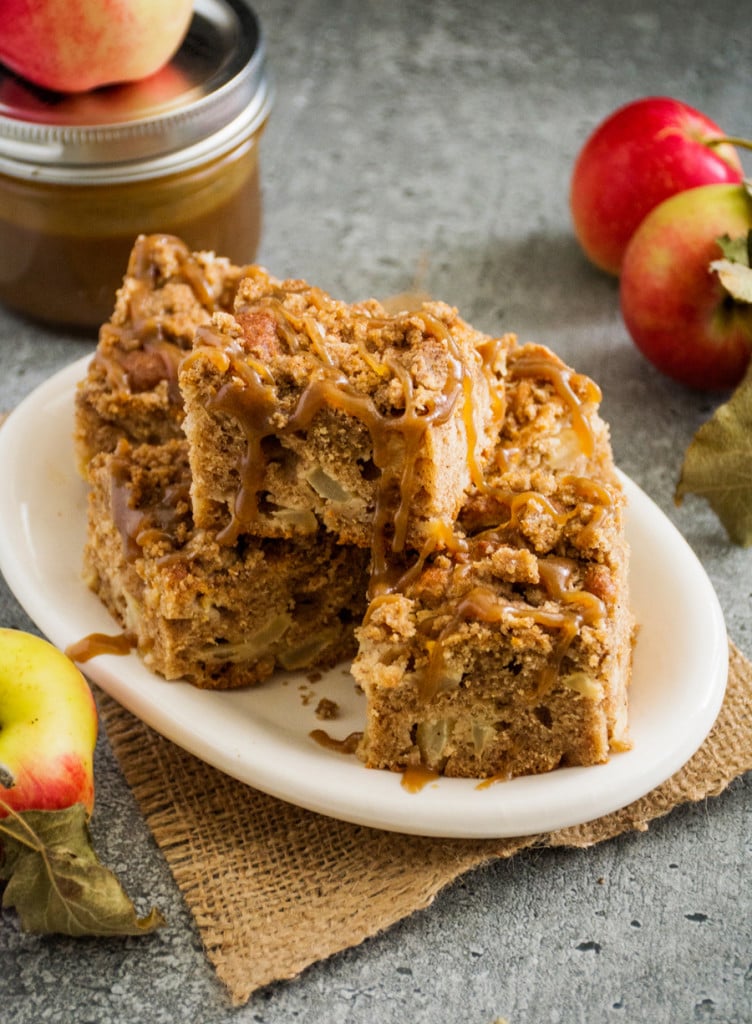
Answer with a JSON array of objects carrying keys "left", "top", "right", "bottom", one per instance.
[{"left": 0, "top": 0, "right": 272, "bottom": 330}]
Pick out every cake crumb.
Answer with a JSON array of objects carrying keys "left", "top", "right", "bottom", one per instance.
[{"left": 315, "top": 697, "right": 340, "bottom": 720}]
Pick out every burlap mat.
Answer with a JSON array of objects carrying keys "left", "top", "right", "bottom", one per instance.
[{"left": 94, "top": 641, "right": 751, "bottom": 1005}]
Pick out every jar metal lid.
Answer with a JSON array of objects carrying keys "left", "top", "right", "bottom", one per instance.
[{"left": 0, "top": 0, "right": 272, "bottom": 184}]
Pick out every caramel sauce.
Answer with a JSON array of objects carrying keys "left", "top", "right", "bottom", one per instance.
[
  {"left": 459, "top": 350, "right": 608, "bottom": 539},
  {"left": 537, "top": 556, "right": 606, "bottom": 623},
  {"left": 508, "top": 490, "right": 573, "bottom": 529},
  {"left": 65, "top": 631, "right": 133, "bottom": 662},
  {"left": 415, "top": 552, "right": 606, "bottom": 703},
  {"left": 0, "top": 140, "right": 262, "bottom": 330},
  {"left": 475, "top": 771, "right": 512, "bottom": 790},
  {"left": 477, "top": 335, "right": 510, "bottom": 426},
  {"left": 561, "top": 474, "right": 613, "bottom": 507},
  {"left": 309, "top": 728, "right": 363, "bottom": 755},
  {"left": 400, "top": 765, "right": 440, "bottom": 792},
  {"left": 109, "top": 448, "right": 190, "bottom": 561},
  {"left": 560, "top": 475, "right": 615, "bottom": 550},
  {"left": 368, "top": 518, "right": 470, "bottom": 600},
  {"left": 576, "top": 506, "right": 608, "bottom": 549},
  {"left": 481, "top": 472, "right": 613, "bottom": 545},
  {"left": 462, "top": 370, "right": 487, "bottom": 491}
]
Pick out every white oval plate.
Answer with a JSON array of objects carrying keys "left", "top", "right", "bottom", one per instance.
[{"left": 0, "top": 357, "right": 728, "bottom": 838}]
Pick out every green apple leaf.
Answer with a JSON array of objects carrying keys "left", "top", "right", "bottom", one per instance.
[
  {"left": 710, "top": 231, "right": 752, "bottom": 304},
  {"left": 716, "top": 232, "right": 751, "bottom": 265},
  {"left": 0, "top": 802, "right": 165, "bottom": 937},
  {"left": 676, "top": 363, "right": 752, "bottom": 546}
]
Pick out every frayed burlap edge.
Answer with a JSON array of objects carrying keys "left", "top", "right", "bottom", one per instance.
[{"left": 96, "top": 640, "right": 751, "bottom": 1006}]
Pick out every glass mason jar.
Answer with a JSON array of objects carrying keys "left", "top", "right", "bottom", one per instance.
[{"left": 0, "top": 0, "right": 272, "bottom": 330}]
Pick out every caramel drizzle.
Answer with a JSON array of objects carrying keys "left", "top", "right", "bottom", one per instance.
[
  {"left": 193, "top": 300, "right": 479, "bottom": 589},
  {"left": 477, "top": 476, "right": 612, "bottom": 536},
  {"left": 460, "top": 349, "right": 611, "bottom": 536},
  {"left": 109, "top": 451, "right": 191, "bottom": 560},
  {"left": 385, "top": 519, "right": 470, "bottom": 599},
  {"left": 309, "top": 729, "right": 363, "bottom": 754},
  {"left": 401, "top": 765, "right": 440, "bottom": 792},
  {"left": 477, "top": 335, "right": 509, "bottom": 426},
  {"left": 252, "top": 286, "right": 333, "bottom": 359},
  {"left": 508, "top": 351, "right": 602, "bottom": 458},
  {"left": 475, "top": 771, "right": 512, "bottom": 790},
  {"left": 65, "top": 631, "right": 133, "bottom": 662},
  {"left": 445, "top": 348, "right": 605, "bottom": 551},
  {"left": 505, "top": 489, "right": 574, "bottom": 530},
  {"left": 560, "top": 474, "right": 614, "bottom": 550}
]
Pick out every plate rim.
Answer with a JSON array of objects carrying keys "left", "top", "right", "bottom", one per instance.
[{"left": 0, "top": 356, "right": 729, "bottom": 838}]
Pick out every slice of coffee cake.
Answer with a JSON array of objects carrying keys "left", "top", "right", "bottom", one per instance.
[
  {"left": 352, "top": 340, "right": 633, "bottom": 778},
  {"left": 178, "top": 277, "right": 510, "bottom": 577},
  {"left": 84, "top": 438, "right": 370, "bottom": 689}
]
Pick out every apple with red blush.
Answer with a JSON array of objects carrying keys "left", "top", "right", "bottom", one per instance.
[
  {"left": 619, "top": 183, "right": 752, "bottom": 391},
  {"left": 0, "top": 628, "right": 98, "bottom": 818},
  {"left": 571, "top": 97, "right": 745, "bottom": 275},
  {"left": 0, "top": 0, "right": 194, "bottom": 94},
  {"left": 0, "top": 628, "right": 168, "bottom": 936}
]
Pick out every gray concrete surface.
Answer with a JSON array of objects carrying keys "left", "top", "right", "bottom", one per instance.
[{"left": 1, "top": 1, "right": 750, "bottom": 1021}]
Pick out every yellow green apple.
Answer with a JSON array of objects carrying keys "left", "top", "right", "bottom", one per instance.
[
  {"left": 619, "top": 183, "right": 752, "bottom": 390},
  {"left": 0, "top": 628, "right": 98, "bottom": 817},
  {"left": 0, "top": 0, "right": 194, "bottom": 94}
]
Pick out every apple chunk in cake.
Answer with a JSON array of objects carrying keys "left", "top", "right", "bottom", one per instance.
[
  {"left": 83, "top": 438, "right": 370, "bottom": 689},
  {"left": 178, "top": 275, "right": 511, "bottom": 575}
]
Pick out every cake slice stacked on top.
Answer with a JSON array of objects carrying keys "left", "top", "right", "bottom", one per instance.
[{"left": 178, "top": 273, "right": 509, "bottom": 564}]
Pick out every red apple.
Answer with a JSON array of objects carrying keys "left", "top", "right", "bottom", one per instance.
[
  {"left": 571, "top": 97, "right": 744, "bottom": 276},
  {"left": 0, "top": 628, "right": 98, "bottom": 817},
  {"left": 619, "top": 183, "right": 752, "bottom": 391},
  {"left": 0, "top": 0, "right": 194, "bottom": 94}
]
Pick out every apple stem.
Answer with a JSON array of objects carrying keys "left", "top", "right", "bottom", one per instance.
[{"left": 707, "top": 135, "right": 752, "bottom": 154}]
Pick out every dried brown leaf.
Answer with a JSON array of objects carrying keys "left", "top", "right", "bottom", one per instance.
[
  {"left": 676, "top": 363, "right": 752, "bottom": 545},
  {"left": 0, "top": 802, "right": 165, "bottom": 937}
]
